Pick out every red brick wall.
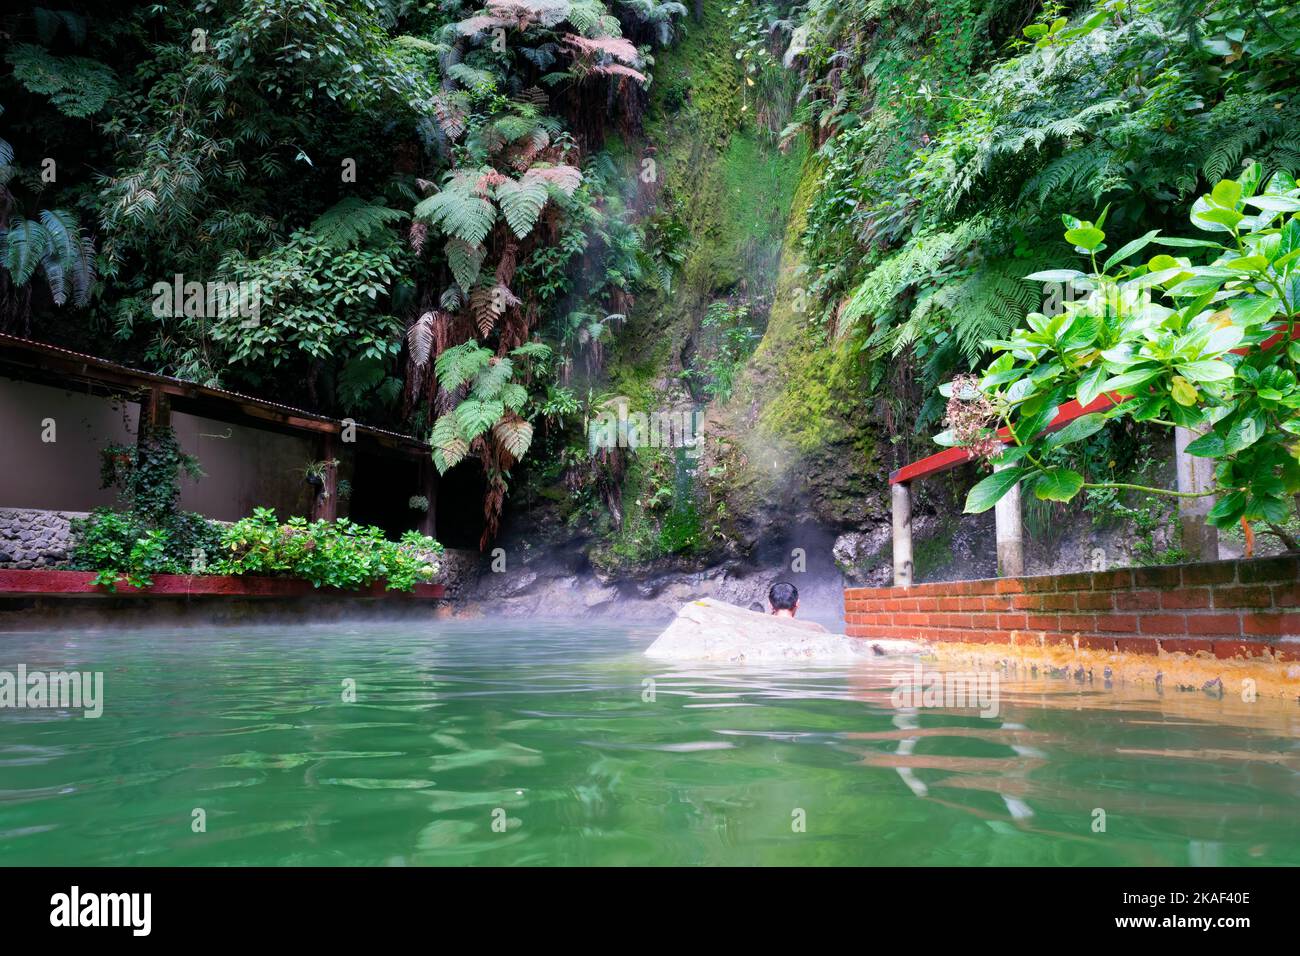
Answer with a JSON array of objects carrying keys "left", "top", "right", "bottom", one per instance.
[{"left": 844, "top": 556, "right": 1300, "bottom": 661}]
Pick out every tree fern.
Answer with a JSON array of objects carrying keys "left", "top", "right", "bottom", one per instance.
[
  {"left": 445, "top": 237, "right": 486, "bottom": 292},
  {"left": 310, "top": 197, "right": 407, "bottom": 248},
  {"left": 416, "top": 173, "right": 497, "bottom": 245},
  {"left": 496, "top": 176, "right": 550, "bottom": 238}
]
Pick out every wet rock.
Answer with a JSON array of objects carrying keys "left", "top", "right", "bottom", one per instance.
[
  {"left": 645, "top": 598, "right": 922, "bottom": 663},
  {"left": 582, "top": 584, "right": 619, "bottom": 608},
  {"left": 832, "top": 527, "right": 891, "bottom": 584}
]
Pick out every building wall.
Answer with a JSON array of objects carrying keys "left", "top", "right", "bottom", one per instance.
[
  {"left": 0, "top": 377, "right": 320, "bottom": 525},
  {"left": 0, "top": 376, "right": 139, "bottom": 511},
  {"left": 171, "top": 411, "right": 317, "bottom": 521}
]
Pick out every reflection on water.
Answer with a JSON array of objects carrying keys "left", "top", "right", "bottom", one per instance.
[{"left": 0, "top": 620, "right": 1298, "bottom": 865}]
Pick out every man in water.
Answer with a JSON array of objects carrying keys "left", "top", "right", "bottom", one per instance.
[{"left": 768, "top": 581, "right": 799, "bottom": 618}]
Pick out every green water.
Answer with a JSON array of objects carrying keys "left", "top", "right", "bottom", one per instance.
[{"left": 2, "top": 620, "right": 1299, "bottom": 866}]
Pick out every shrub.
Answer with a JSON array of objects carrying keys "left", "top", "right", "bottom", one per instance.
[
  {"left": 955, "top": 164, "right": 1300, "bottom": 543},
  {"left": 211, "top": 508, "right": 443, "bottom": 591},
  {"left": 69, "top": 509, "right": 188, "bottom": 591}
]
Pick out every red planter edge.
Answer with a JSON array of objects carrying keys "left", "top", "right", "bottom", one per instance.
[{"left": 0, "top": 568, "right": 446, "bottom": 600}]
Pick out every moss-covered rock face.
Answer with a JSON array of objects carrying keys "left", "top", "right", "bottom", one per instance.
[{"left": 509, "top": 1, "right": 896, "bottom": 578}]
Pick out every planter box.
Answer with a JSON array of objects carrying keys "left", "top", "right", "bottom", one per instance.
[{"left": 0, "top": 568, "right": 445, "bottom": 600}]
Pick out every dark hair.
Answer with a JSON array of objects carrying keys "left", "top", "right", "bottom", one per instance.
[{"left": 768, "top": 581, "right": 798, "bottom": 610}]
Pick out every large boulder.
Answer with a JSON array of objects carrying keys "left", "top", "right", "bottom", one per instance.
[{"left": 644, "top": 598, "right": 922, "bottom": 663}]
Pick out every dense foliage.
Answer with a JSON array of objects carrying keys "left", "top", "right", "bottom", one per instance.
[
  {"left": 1, "top": 0, "right": 687, "bottom": 541},
  {"left": 958, "top": 165, "right": 1300, "bottom": 546},
  {"left": 70, "top": 424, "right": 223, "bottom": 588},
  {"left": 788, "top": 0, "right": 1300, "bottom": 429},
  {"left": 212, "top": 508, "right": 443, "bottom": 590}
]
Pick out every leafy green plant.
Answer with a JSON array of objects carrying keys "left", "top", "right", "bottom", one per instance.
[
  {"left": 687, "top": 300, "right": 759, "bottom": 402},
  {"left": 956, "top": 164, "right": 1300, "bottom": 544},
  {"left": 429, "top": 340, "right": 551, "bottom": 472},
  {"left": 75, "top": 425, "right": 221, "bottom": 588},
  {"left": 212, "top": 508, "right": 443, "bottom": 591}
]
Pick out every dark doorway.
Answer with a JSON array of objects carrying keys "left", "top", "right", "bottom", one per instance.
[
  {"left": 436, "top": 460, "right": 487, "bottom": 550},
  {"left": 348, "top": 451, "right": 421, "bottom": 539}
]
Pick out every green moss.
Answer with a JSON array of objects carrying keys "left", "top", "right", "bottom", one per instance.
[{"left": 913, "top": 521, "right": 957, "bottom": 579}]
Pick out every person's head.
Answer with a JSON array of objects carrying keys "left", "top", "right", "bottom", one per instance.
[{"left": 768, "top": 581, "right": 799, "bottom": 617}]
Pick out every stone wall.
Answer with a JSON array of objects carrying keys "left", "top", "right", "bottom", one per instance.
[
  {"left": 434, "top": 548, "right": 481, "bottom": 600},
  {"left": 0, "top": 508, "right": 83, "bottom": 569}
]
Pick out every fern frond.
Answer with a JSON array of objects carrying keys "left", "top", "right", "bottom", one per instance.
[
  {"left": 495, "top": 176, "right": 550, "bottom": 238},
  {"left": 310, "top": 197, "right": 407, "bottom": 247},
  {"left": 445, "top": 237, "right": 486, "bottom": 292},
  {"left": 416, "top": 175, "right": 497, "bottom": 245},
  {"left": 455, "top": 397, "right": 505, "bottom": 440},
  {"left": 3, "top": 219, "right": 51, "bottom": 287},
  {"left": 493, "top": 415, "right": 534, "bottom": 458}
]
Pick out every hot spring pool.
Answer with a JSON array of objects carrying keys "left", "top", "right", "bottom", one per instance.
[{"left": 2, "top": 620, "right": 1298, "bottom": 866}]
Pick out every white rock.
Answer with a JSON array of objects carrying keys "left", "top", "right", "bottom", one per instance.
[{"left": 644, "top": 598, "right": 923, "bottom": 663}]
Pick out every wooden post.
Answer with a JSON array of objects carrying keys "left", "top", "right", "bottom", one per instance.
[
  {"left": 1175, "top": 426, "right": 1218, "bottom": 561},
  {"left": 314, "top": 432, "right": 339, "bottom": 522},
  {"left": 994, "top": 460, "right": 1024, "bottom": 577},
  {"left": 418, "top": 456, "right": 438, "bottom": 538},
  {"left": 140, "top": 385, "right": 170, "bottom": 436},
  {"left": 892, "top": 482, "right": 913, "bottom": 587}
]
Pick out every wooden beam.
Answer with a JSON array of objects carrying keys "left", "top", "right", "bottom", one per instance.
[
  {"left": 890, "top": 327, "right": 1300, "bottom": 486},
  {"left": 890, "top": 393, "right": 1120, "bottom": 485}
]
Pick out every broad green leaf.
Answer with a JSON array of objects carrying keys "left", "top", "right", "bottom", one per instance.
[
  {"left": 1101, "top": 366, "right": 1164, "bottom": 393},
  {"left": 1103, "top": 230, "right": 1160, "bottom": 271},
  {"left": 1223, "top": 410, "right": 1265, "bottom": 454},
  {"left": 1243, "top": 195, "right": 1300, "bottom": 212},
  {"left": 1033, "top": 467, "right": 1084, "bottom": 502},
  {"left": 1175, "top": 359, "right": 1233, "bottom": 383},
  {"left": 1206, "top": 490, "right": 1247, "bottom": 527},
  {"left": 1211, "top": 179, "right": 1242, "bottom": 208},
  {"left": 1153, "top": 236, "right": 1227, "bottom": 249},
  {"left": 1025, "top": 269, "right": 1086, "bottom": 283},
  {"left": 1045, "top": 413, "right": 1105, "bottom": 449},
  {"left": 1064, "top": 225, "right": 1105, "bottom": 252},
  {"left": 964, "top": 467, "right": 1029, "bottom": 514},
  {"left": 1075, "top": 365, "right": 1108, "bottom": 407},
  {"left": 1170, "top": 375, "right": 1198, "bottom": 406}
]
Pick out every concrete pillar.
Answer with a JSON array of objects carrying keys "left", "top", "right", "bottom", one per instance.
[
  {"left": 994, "top": 461, "right": 1024, "bottom": 577},
  {"left": 1175, "top": 426, "right": 1218, "bottom": 561},
  {"left": 892, "top": 482, "right": 913, "bottom": 587}
]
